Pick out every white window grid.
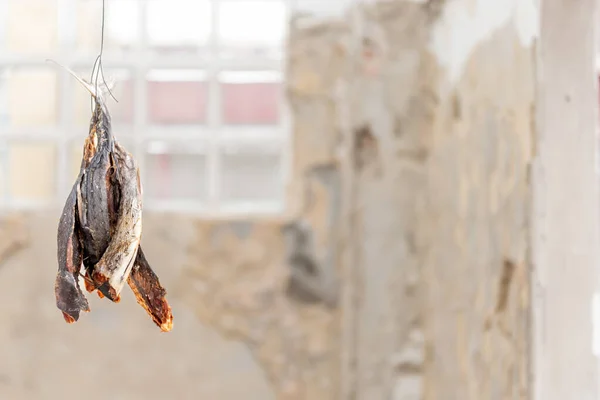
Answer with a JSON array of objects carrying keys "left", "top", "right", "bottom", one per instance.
[{"left": 0, "top": 0, "right": 293, "bottom": 217}]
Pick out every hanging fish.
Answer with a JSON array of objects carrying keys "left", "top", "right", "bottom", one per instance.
[{"left": 52, "top": 62, "right": 173, "bottom": 332}]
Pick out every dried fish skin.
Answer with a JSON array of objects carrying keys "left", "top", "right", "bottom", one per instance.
[
  {"left": 78, "top": 135, "right": 114, "bottom": 274},
  {"left": 91, "top": 143, "right": 142, "bottom": 301},
  {"left": 127, "top": 247, "right": 173, "bottom": 332},
  {"left": 68, "top": 105, "right": 117, "bottom": 296},
  {"left": 55, "top": 174, "right": 90, "bottom": 323},
  {"left": 73, "top": 80, "right": 119, "bottom": 294}
]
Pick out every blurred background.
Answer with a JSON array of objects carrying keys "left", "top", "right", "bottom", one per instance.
[{"left": 0, "top": 0, "right": 595, "bottom": 399}]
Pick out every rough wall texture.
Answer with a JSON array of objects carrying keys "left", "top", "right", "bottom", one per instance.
[
  {"left": 419, "top": 23, "right": 535, "bottom": 400},
  {"left": 178, "top": 221, "right": 339, "bottom": 399},
  {"left": 340, "top": 3, "right": 441, "bottom": 399},
  {"left": 343, "top": 2, "right": 535, "bottom": 398},
  {"left": 289, "top": 0, "right": 537, "bottom": 399}
]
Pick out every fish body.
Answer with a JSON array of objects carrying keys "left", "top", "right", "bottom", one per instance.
[
  {"left": 127, "top": 247, "right": 173, "bottom": 332},
  {"left": 55, "top": 173, "right": 90, "bottom": 323},
  {"left": 90, "top": 142, "right": 142, "bottom": 301},
  {"left": 78, "top": 105, "right": 115, "bottom": 290},
  {"left": 53, "top": 61, "right": 173, "bottom": 331}
]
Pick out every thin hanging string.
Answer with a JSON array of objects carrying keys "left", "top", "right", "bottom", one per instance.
[{"left": 89, "top": 0, "right": 118, "bottom": 112}]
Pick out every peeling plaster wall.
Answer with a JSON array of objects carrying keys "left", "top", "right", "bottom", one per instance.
[
  {"left": 336, "top": 3, "right": 441, "bottom": 398},
  {"left": 178, "top": 221, "right": 339, "bottom": 399},
  {"left": 420, "top": 19, "right": 535, "bottom": 400},
  {"left": 360, "top": 1, "right": 536, "bottom": 398},
  {"left": 289, "top": 0, "right": 538, "bottom": 399}
]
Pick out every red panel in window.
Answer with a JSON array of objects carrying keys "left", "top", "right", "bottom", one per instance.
[
  {"left": 221, "top": 82, "right": 280, "bottom": 125},
  {"left": 147, "top": 81, "right": 208, "bottom": 124},
  {"left": 144, "top": 151, "right": 208, "bottom": 201}
]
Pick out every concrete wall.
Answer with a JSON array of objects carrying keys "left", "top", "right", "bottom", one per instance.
[{"left": 289, "top": 1, "right": 538, "bottom": 398}]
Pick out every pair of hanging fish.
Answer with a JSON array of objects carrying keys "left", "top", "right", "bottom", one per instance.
[{"left": 53, "top": 63, "right": 173, "bottom": 332}]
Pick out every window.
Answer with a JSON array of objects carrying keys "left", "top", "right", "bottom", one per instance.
[
  {"left": 0, "top": 0, "right": 290, "bottom": 214},
  {"left": 147, "top": 69, "right": 208, "bottom": 125},
  {"left": 218, "top": 1, "right": 286, "bottom": 59},
  {"left": 220, "top": 71, "right": 282, "bottom": 125},
  {"left": 147, "top": 0, "right": 211, "bottom": 52}
]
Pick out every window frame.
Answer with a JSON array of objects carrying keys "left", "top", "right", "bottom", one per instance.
[{"left": 0, "top": 0, "right": 292, "bottom": 217}]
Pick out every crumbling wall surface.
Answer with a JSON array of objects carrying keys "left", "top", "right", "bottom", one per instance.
[
  {"left": 336, "top": 2, "right": 442, "bottom": 399},
  {"left": 329, "top": 0, "right": 537, "bottom": 399},
  {"left": 220, "top": 0, "right": 537, "bottom": 398},
  {"left": 418, "top": 1, "right": 537, "bottom": 399},
  {"left": 273, "top": 4, "right": 444, "bottom": 399},
  {"left": 178, "top": 221, "right": 339, "bottom": 400}
]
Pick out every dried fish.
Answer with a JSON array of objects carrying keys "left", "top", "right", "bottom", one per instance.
[
  {"left": 53, "top": 62, "right": 173, "bottom": 332},
  {"left": 128, "top": 247, "right": 173, "bottom": 332},
  {"left": 90, "top": 141, "right": 142, "bottom": 302},
  {"left": 55, "top": 172, "right": 90, "bottom": 323}
]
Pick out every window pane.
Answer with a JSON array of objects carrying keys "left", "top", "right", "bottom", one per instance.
[
  {"left": 147, "top": 0, "right": 211, "bottom": 52},
  {"left": 147, "top": 70, "right": 208, "bottom": 125},
  {"left": 221, "top": 71, "right": 282, "bottom": 125},
  {"left": 218, "top": 1, "right": 286, "bottom": 58},
  {"left": 0, "top": 141, "right": 6, "bottom": 200},
  {"left": 72, "top": 68, "right": 133, "bottom": 126},
  {"left": 143, "top": 141, "right": 208, "bottom": 202},
  {"left": 7, "top": 0, "right": 58, "bottom": 54},
  {"left": 0, "top": 3, "right": 7, "bottom": 51},
  {"left": 0, "top": 69, "right": 8, "bottom": 125},
  {"left": 75, "top": 0, "right": 138, "bottom": 52},
  {"left": 9, "top": 142, "right": 56, "bottom": 201},
  {"left": 220, "top": 143, "right": 283, "bottom": 203},
  {"left": 6, "top": 68, "right": 58, "bottom": 127}
]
